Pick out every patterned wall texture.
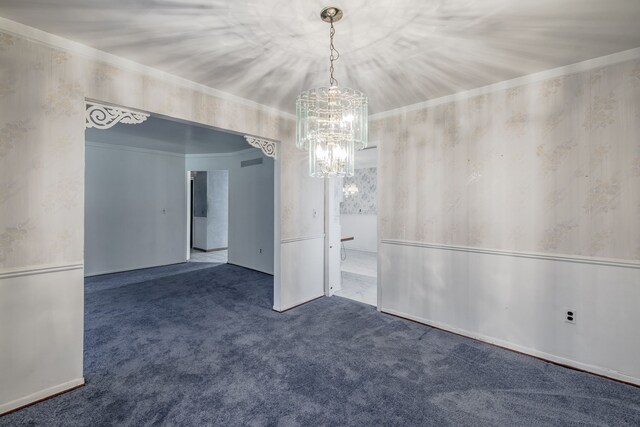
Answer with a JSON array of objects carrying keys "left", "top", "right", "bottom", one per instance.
[
  {"left": 341, "top": 167, "right": 377, "bottom": 215},
  {"left": 0, "top": 29, "right": 322, "bottom": 272},
  {"left": 372, "top": 59, "right": 640, "bottom": 262}
]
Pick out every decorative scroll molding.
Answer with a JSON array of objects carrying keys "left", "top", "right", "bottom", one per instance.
[
  {"left": 85, "top": 101, "right": 149, "bottom": 130},
  {"left": 244, "top": 135, "right": 277, "bottom": 159}
]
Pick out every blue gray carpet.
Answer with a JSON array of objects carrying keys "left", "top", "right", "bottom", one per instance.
[{"left": 2, "top": 263, "right": 639, "bottom": 426}]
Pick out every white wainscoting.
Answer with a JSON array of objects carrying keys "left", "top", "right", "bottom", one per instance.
[
  {"left": 275, "top": 235, "right": 325, "bottom": 312},
  {"left": 379, "top": 240, "right": 640, "bottom": 385},
  {"left": 0, "top": 266, "right": 85, "bottom": 414}
]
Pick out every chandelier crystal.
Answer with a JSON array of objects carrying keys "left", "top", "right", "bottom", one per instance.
[{"left": 296, "top": 7, "right": 368, "bottom": 178}]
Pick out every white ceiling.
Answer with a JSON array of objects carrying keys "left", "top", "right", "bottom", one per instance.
[
  {"left": 85, "top": 115, "right": 255, "bottom": 154},
  {"left": 2, "top": 0, "right": 640, "bottom": 114}
]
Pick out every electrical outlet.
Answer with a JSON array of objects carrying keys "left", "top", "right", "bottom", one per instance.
[
  {"left": 259, "top": 248, "right": 262, "bottom": 254},
  {"left": 565, "top": 309, "right": 576, "bottom": 324}
]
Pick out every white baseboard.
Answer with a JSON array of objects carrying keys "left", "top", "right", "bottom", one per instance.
[
  {"left": 273, "top": 292, "right": 324, "bottom": 313},
  {"left": 84, "top": 261, "right": 187, "bottom": 277},
  {"left": 0, "top": 377, "right": 85, "bottom": 415},
  {"left": 380, "top": 307, "right": 640, "bottom": 387}
]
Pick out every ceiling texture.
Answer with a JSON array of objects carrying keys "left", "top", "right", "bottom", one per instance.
[{"left": 1, "top": 0, "right": 640, "bottom": 114}]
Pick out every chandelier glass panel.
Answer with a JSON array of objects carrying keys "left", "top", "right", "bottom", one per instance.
[{"left": 296, "top": 7, "right": 368, "bottom": 178}]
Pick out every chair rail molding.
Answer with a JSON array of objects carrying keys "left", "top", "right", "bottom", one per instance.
[
  {"left": 85, "top": 101, "right": 150, "bottom": 130},
  {"left": 244, "top": 135, "right": 277, "bottom": 159}
]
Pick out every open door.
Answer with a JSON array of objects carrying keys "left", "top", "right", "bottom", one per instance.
[{"left": 325, "top": 177, "right": 342, "bottom": 296}]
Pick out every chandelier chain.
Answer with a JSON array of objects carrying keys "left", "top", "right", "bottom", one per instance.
[{"left": 329, "top": 18, "right": 340, "bottom": 87}]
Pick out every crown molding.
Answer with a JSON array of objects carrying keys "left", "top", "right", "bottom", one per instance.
[
  {"left": 0, "top": 16, "right": 295, "bottom": 121},
  {"left": 370, "top": 47, "right": 640, "bottom": 121}
]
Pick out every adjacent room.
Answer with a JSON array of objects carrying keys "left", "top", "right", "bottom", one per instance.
[
  {"left": 1, "top": 1, "right": 639, "bottom": 425},
  {"left": 84, "top": 114, "right": 274, "bottom": 275},
  {"left": 335, "top": 147, "right": 378, "bottom": 306}
]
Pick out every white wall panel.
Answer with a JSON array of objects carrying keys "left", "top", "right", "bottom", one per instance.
[
  {"left": 277, "top": 237, "right": 325, "bottom": 311},
  {"left": 380, "top": 242, "right": 640, "bottom": 384},
  {"left": 206, "top": 170, "right": 229, "bottom": 250},
  {"left": 192, "top": 217, "right": 208, "bottom": 250},
  {"left": 0, "top": 267, "right": 85, "bottom": 414}
]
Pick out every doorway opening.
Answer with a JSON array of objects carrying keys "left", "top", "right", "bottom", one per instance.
[
  {"left": 333, "top": 147, "right": 378, "bottom": 306},
  {"left": 84, "top": 110, "right": 276, "bottom": 277},
  {"left": 188, "top": 170, "right": 229, "bottom": 264}
]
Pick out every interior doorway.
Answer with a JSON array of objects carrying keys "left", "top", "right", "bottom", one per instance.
[
  {"left": 84, "top": 109, "right": 276, "bottom": 277},
  {"left": 333, "top": 147, "right": 378, "bottom": 306},
  {"left": 188, "top": 170, "right": 230, "bottom": 264}
]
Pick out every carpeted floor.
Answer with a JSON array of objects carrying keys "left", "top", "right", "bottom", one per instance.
[{"left": 2, "top": 263, "right": 639, "bottom": 426}]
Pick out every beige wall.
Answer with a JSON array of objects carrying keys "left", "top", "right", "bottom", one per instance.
[
  {"left": 373, "top": 57, "right": 640, "bottom": 384},
  {"left": 0, "top": 28, "right": 316, "bottom": 272},
  {"left": 0, "top": 24, "right": 323, "bottom": 413},
  {"left": 373, "top": 58, "right": 640, "bottom": 262}
]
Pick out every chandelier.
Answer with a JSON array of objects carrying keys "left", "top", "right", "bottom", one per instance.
[{"left": 296, "top": 6, "right": 368, "bottom": 178}]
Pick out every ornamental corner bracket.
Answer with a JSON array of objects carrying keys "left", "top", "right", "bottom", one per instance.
[
  {"left": 85, "top": 101, "right": 149, "bottom": 130},
  {"left": 244, "top": 135, "right": 277, "bottom": 159}
]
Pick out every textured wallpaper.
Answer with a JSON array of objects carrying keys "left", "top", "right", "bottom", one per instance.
[
  {"left": 0, "top": 30, "right": 321, "bottom": 272},
  {"left": 372, "top": 59, "right": 640, "bottom": 262},
  {"left": 341, "top": 167, "right": 377, "bottom": 215}
]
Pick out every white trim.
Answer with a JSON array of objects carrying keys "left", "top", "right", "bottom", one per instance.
[
  {"left": 84, "top": 261, "right": 187, "bottom": 278},
  {"left": 185, "top": 170, "right": 191, "bottom": 263},
  {"left": 380, "top": 239, "right": 640, "bottom": 269},
  {"left": 273, "top": 155, "right": 282, "bottom": 311},
  {"left": 280, "top": 234, "right": 325, "bottom": 244},
  {"left": 273, "top": 292, "right": 325, "bottom": 313},
  {"left": 0, "top": 16, "right": 294, "bottom": 121},
  {"left": 380, "top": 307, "right": 640, "bottom": 386},
  {"left": 185, "top": 148, "right": 258, "bottom": 159},
  {"left": 85, "top": 141, "right": 186, "bottom": 158},
  {"left": 0, "top": 263, "right": 83, "bottom": 280},
  {"left": 370, "top": 47, "right": 640, "bottom": 120},
  {"left": 0, "top": 377, "right": 85, "bottom": 415}
]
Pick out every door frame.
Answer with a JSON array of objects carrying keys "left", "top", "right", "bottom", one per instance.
[{"left": 84, "top": 99, "right": 281, "bottom": 299}]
